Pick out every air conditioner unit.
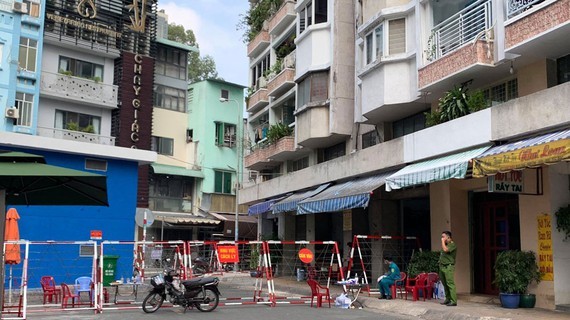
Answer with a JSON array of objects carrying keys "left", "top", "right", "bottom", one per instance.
[
  {"left": 12, "top": 2, "right": 28, "bottom": 14},
  {"left": 5, "top": 107, "right": 19, "bottom": 119}
]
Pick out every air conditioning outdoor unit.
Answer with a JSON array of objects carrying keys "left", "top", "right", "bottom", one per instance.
[
  {"left": 5, "top": 107, "right": 19, "bottom": 119},
  {"left": 12, "top": 2, "right": 28, "bottom": 14}
]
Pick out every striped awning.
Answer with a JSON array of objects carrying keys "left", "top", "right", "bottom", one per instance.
[
  {"left": 153, "top": 211, "right": 220, "bottom": 225},
  {"left": 272, "top": 183, "right": 331, "bottom": 214},
  {"left": 247, "top": 195, "right": 290, "bottom": 216},
  {"left": 473, "top": 128, "right": 570, "bottom": 177},
  {"left": 385, "top": 146, "right": 491, "bottom": 191},
  {"left": 297, "top": 172, "right": 394, "bottom": 215}
]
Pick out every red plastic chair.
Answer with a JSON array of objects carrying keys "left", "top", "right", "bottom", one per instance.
[
  {"left": 60, "top": 283, "right": 80, "bottom": 308},
  {"left": 426, "top": 272, "right": 439, "bottom": 299},
  {"left": 40, "top": 276, "right": 61, "bottom": 304},
  {"left": 307, "top": 279, "right": 331, "bottom": 308},
  {"left": 390, "top": 271, "right": 407, "bottom": 299},
  {"left": 404, "top": 273, "right": 429, "bottom": 301}
]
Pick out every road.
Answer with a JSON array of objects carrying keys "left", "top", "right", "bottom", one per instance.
[{"left": 26, "top": 305, "right": 414, "bottom": 320}]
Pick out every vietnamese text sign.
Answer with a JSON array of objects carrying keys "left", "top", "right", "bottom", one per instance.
[
  {"left": 343, "top": 210, "right": 352, "bottom": 231},
  {"left": 299, "top": 248, "right": 314, "bottom": 264},
  {"left": 217, "top": 245, "right": 239, "bottom": 263},
  {"left": 537, "top": 214, "right": 553, "bottom": 281},
  {"left": 488, "top": 171, "right": 524, "bottom": 193},
  {"left": 90, "top": 230, "right": 102, "bottom": 240}
]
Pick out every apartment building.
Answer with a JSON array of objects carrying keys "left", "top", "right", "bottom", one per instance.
[{"left": 241, "top": 0, "right": 570, "bottom": 309}]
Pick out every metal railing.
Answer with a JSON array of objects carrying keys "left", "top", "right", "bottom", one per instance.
[
  {"left": 427, "top": 0, "right": 493, "bottom": 61},
  {"left": 36, "top": 126, "right": 116, "bottom": 145},
  {"left": 506, "top": 0, "right": 546, "bottom": 19}
]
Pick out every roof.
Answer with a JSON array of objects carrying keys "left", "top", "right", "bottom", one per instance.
[{"left": 155, "top": 37, "right": 198, "bottom": 52}]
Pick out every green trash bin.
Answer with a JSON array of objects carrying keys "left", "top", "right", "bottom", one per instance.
[{"left": 102, "top": 255, "right": 119, "bottom": 286}]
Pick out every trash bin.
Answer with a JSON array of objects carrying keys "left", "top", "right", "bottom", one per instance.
[
  {"left": 102, "top": 255, "right": 119, "bottom": 286},
  {"left": 296, "top": 268, "right": 306, "bottom": 282}
]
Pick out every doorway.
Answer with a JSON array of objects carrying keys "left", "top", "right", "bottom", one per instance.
[{"left": 472, "top": 192, "right": 520, "bottom": 295}]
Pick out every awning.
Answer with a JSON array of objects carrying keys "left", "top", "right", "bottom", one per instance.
[
  {"left": 151, "top": 163, "right": 204, "bottom": 178},
  {"left": 272, "top": 183, "right": 331, "bottom": 214},
  {"left": 247, "top": 195, "right": 289, "bottom": 216},
  {"left": 153, "top": 211, "right": 220, "bottom": 225},
  {"left": 208, "top": 212, "right": 258, "bottom": 224},
  {"left": 473, "top": 128, "right": 570, "bottom": 177},
  {"left": 297, "top": 172, "right": 394, "bottom": 214},
  {"left": 385, "top": 146, "right": 490, "bottom": 191}
]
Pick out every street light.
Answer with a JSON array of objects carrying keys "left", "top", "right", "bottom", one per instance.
[{"left": 219, "top": 97, "right": 242, "bottom": 242}]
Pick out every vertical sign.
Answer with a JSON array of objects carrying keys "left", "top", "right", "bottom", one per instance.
[
  {"left": 537, "top": 214, "right": 553, "bottom": 281},
  {"left": 343, "top": 210, "right": 352, "bottom": 231}
]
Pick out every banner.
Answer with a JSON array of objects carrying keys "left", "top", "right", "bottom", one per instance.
[
  {"left": 473, "top": 139, "right": 570, "bottom": 177},
  {"left": 217, "top": 245, "right": 239, "bottom": 263},
  {"left": 537, "top": 214, "right": 553, "bottom": 281}
]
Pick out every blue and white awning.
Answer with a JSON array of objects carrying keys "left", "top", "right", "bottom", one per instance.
[
  {"left": 247, "top": 195, "right": 290, "bottom": 216},
  {"left": 297, "top": 172, "right": 394, "bottom": 215},
  {"left": 385, "top": 146, "right": 490, "bottom": 191},
  {"left": 272, "top": 183, "right": 331, "bottom": 214}
]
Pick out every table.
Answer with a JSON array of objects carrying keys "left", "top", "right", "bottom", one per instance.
[
  {"left": 341, "top": 283, "right": 364, "bottom": 309},
  {"left": 109, "top": 282, "right": 139, "bottom": 304}
]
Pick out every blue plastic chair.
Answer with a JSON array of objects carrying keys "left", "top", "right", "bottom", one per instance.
[{"left": 74, "top": 277, "right": 93, "bottom": 303}]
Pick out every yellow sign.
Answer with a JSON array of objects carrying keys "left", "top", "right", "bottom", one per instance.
[
  {"left": 343, "top": 210, "right": 352, "bottom": 231},
  {"left": 537, "top": 214, "right": 553, "bottom": 281},
  {"left": 473, "top": 139, "right": 570, "bottom": 177}
]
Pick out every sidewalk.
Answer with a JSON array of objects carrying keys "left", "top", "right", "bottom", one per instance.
[{"left": 271, "top": 277, "right": 569, "bottom": 320}]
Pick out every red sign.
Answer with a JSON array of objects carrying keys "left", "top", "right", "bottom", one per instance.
[
  {"left": 90, "top": 230, "right": 102, "bottom": 240},
  {"left": 299, "top": 248, "right": 314, "bottom": 264},
  {"left": 217, "top": 245, "right": 239, "bottom": 263}
]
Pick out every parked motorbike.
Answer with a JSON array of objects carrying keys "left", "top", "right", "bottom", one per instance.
[
  {"left": 191, "top": 256, "right": 211, "bottom": 275},
  {"left": 142, "top": 266, "right": 221, "bottom": 313}
]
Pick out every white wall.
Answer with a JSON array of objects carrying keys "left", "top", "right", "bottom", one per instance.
[
  {"left": 295, "top": 26, "right": 331, "bottom": 79},
  {"left": 42, "top": 44, "right": 115, "bottom": 85},
  {"left": 38, "top": 99, "right": 113, "bottom": 137}
]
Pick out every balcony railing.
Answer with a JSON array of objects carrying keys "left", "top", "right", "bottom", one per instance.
[
  {"left": 40, "top": 71, "right": 118, "bottom": 108},
  {"left": 36, "top": 126, "right": 116, "bottom": 145},
  {"left": 247, "top": 30, "right": 270, "bottom": 57},
  {"left": 506, "top": 0, "right": 545, "bottom": 19},
  {"left": 149, "top": 196, "right": 193, "bottom": 213},
  {"left": 428, "top": 0, "right": 493, "bottom": 61},
  {"left": 268, "top": 0, "right": 297, "bottom": 35}
]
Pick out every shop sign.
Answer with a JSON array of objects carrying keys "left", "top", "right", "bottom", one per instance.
[
  {"left": 298, "top": 248, "right": 314, "bottom": 264},
  {"left": 217, "top": 245, "right": 239, "bottom": 263},
  {"left": 473, "top": 139, "right": 570, "bottom": 177},
  {"left": 90, "top": 230, "right": 102, "bottom": 240},
  {"left": 488, "top": 171, "right": 524, "bottom": 193},
  {"left": 537, "top": 214, "right": 553, "bottom": 281},
  {"left": 343, "top": 210, "right": 352, "bottom": 231}
]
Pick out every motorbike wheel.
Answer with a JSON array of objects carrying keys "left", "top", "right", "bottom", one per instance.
[
  {"left": 195, "top": 288, "right": 219, "bottom": 312},
  {"left": 142, "top": 292, "right": 164, "bottom": 313}
]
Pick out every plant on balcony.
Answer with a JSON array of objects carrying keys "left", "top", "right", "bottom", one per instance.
[
  {"left": 264, "top": 59, "right": 283, "bottom": 80},
  {"left": 245, "top": 86, "right": 255, "bottom": 105},
  {"left": 66, "top": 122, "right": 79, "bottom": 131},
  {"left": 424, "top": 84, "right": 489, "bottom": 127},
  {"left": 82, "top": 125, "right": 95, "bottom": 134},
  {"left": 555, "top": 204, "right": 570, "bottom": 241},
  {"left": 424, "top": 31, "right": 437, "bottom": 62},
  {"left": 238, "top": 0, "right": 283, "bottom": 43},
  {"left": 276, "top": 34, "right": 296, "bottom": 59},
  {"left": 59, "top": 69, "right": 73, "bottom": 76},
  {"left": 266, "top": 122, "right": 293, "bottom": 144},
  {"left": 90, "top": 76, "right": 101, "bottom": 83}
]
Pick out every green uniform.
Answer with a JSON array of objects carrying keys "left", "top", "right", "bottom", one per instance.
[{"left": 439, "top": 241, "right": 457, "bottom": 304}]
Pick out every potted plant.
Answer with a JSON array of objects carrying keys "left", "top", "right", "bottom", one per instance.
[{"left": 493, "top": 250, "right": 541, "bottom": 309}]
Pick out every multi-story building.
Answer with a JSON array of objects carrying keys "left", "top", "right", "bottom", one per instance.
[{"left": 241, "top": 0, "right": 570, "bottom": 310}]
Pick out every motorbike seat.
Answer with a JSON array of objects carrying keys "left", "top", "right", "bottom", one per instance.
[{"left": 182, "top": 277, "right": 217, "bottom": 288}]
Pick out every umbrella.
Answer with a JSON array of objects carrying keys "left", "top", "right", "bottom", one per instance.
[{"left": 4, "top": 208, "right": 20, "bottom": 305}]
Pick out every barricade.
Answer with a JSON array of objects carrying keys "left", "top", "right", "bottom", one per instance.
[
  {"left": 347, "top": 235, "right": 421, "bottom": 296},
  {"left": 2, "top": 240, "right": 29, "bottom": 320}
]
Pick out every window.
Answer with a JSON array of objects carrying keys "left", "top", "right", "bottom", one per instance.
[
  {"left": 188, "top": 88, "right": 194, "bottom": 104},
  {"left": 288, "top": 157, "right": 309, "bottom": 172},
  {"left": 58, "top": 56, "right": 103, "bottom": 80},
  {"left": 393, "top": 112, "right": 426, "bottom": 138},
  {"left": 221, "top": 89, "right": 229, "bottom": 100},
  {"left": 388, "top": 18, "right": 406, "bottom": 55},
  {"left": 23, "top": 0, "right": 40, "bottom": 17},
  {"left": 318, "top": 142, "right": 346, "bottom": 163},
  {"left": 299, "top": 0, "right": 327, "bottom": 34},
  {"left": 186, "top": 129, "right": 193, "bottom": 142},
  {"left": 55, "top": 110, "right": 101, "bottom": 134},
  {"left": 362, "top": 130, "right": 379, "bottom": 149},
  {"left": 85, "top": 159, "right": 108, "bottom": 172},
  {"left": 251, "top": 53, "right": 270, "bottom": 88},
  {"left": 18, "top": 37, "right": 37, "bottom": 72},
  {"left": 214, "top": 170, "right": 233, "bottom": 194},
  {"left": 15, "top": 92, "right": 33, "bottom": 127},
  {"left": 155, "top": 85, "right": 186, "bottom": 112},
  {"left": 215, "top": 122, "right": 236, "bottom": 147},
  {"left": 151, "top": 136, "right": 174, "bottom": 156},
  {"left": 557, "top": 54, "right": 570, "bottom": 85},
  {"left": 482, "top": 79, "right": 518, "bottom": 106},
  {"left": 155, "top": 46, "right": 187, "bottom": 80},
  {"left": 297, "top": 71, "right": 329, "bottom": 108},
  {"left": 365, "top": 25, "right": 383, "bottom": 65}
]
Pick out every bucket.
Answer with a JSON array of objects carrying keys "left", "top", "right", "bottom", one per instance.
[{"left": 296, "top": 268, "right": 306, "bottom": 281}]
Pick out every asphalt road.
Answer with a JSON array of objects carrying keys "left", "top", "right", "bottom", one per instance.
[{"left": 26, "top": 304, "right": 414, "bottom": 320}]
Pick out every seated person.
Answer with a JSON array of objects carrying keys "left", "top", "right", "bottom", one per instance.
[{"left": 377, "top": 256, "right": 400, "bottom": 300}]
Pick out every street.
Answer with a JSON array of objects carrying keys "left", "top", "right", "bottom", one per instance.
[{"left": 26, "top": 305, "right": 414, "bottom": 320}]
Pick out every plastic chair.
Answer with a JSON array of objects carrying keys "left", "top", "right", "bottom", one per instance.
[
  {"left": 307, "top": 279, "right": 331, "bottom": 308},
  {"left": 75, "top": 276, "right": 93, "bottom": 303},
  {"left": 426, "top": 272, "right": 439, "bottom": 299},
  {"left": 390, "top": 271, "right": 407, "bottom": 299},
  {"left": 40, "top": 276, "right": 61, "bottom": 304},
  {"left": 60, "top": 283, "right": 79, "bottom": 308},
  {"left": 404, "top": 273, "right": 429, "bottom": 301}
]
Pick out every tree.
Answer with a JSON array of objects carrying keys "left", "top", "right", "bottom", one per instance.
[{"left": 167, "top": 23, "right": 221, "bottom": 83}]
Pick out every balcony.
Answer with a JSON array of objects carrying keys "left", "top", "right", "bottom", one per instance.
[
  {"left": 267, "top": 68, "right": 295, "bottom": 98},
  {"left": 36, "top": 126, "right": 116, "bottom": 145},
  {"left": 244, "top": 136, "right": 296, "bottom": 171},
  {"left": 149, "top": 196, "right": 193, "bottom": 213},
  {"left": 247, "top": 88, "right": 269, "bottom": 113},
  {"left": 40, "top": 71, "right": 118, "bottom": 109},
  {"left": 268, "top": 0, "right": 297, "bottom": 36},
  {"left": 247, "top": 30, "right": 270, "bottom": 58},
  {"left": 505, "top": 0, "right": 570, "bottom": 59}
]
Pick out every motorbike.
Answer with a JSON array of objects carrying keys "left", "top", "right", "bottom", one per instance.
[
  {"left": 191, "top": 256, "right": 211, "bottom": 276},
  {"left": 142, "top": 266, "right": 221, "bottom": 313}
]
